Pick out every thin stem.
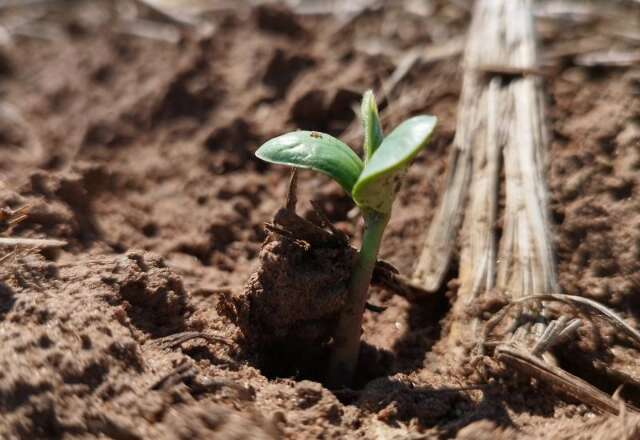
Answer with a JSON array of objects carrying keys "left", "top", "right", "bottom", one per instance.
[{"left": 327, "top": 210, "right": 389, "bottom": 388}]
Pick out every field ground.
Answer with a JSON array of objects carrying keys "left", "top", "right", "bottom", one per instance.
[{"left": 0, "top": 0, "right": 639, "bottom": 438}]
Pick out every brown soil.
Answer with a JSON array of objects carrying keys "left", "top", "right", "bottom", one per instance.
[
  {"left": 1, "top": 1, "right": 639, "bottom": 438},
  {"left": 235, "top": 208, "right": 353, "bottom": 379}
]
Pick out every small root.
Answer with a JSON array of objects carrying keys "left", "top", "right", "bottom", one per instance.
[
  {"left": 149, "top": 362, "right": 253, "bottom": 399},
  {"left": 153, "top": 331, "right": 233, "bottom": 349},
  {"left": 150, "top": 361, "right": 195, "bottom": 391}
]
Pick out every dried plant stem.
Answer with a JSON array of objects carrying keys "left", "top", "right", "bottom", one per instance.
[
  {"left": 497, "top": 76, "right": 558, "bottom": 299},
  {"left": 132, "top": 0, "right": 199, "bottom": 26},
  {"left": 115, "top": 19, "right": 181, "bottom": 43},
  {"left": 495, "top": 345, "right": 637, "bottom": 415},
  {"left": 483, "top": 294, "right": 640, "bottom": 351},
  {"left": 0, "top": 237, "right": 67, "bottom": 248},
  {"left": 411, "top": 85, "right": 472, "bottom": 292},
  {"left": 406, "top": 0, "right": 634, "bottom": 413},
  {"left": 458, "top": 77, "right": 502, "bottom": 302},
  {"left": 415, "top": 0, "right": 557, "bottom": 299},
  {"left": 414, "top": 0, "right": 559, "bottom": 361}
]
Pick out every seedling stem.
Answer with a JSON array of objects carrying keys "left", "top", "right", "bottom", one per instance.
[{"left": 327, "top": 210, "right": 389, "bottom": 388}]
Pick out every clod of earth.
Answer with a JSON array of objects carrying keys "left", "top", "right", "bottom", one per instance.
[
  {"left": 232, "top": 206, "right": 353, "bottom": 379},
  {"left": 230, "top": 191, "right": 407, "bottom": 384}
]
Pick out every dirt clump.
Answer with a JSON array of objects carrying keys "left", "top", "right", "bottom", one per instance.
[
  {"left": 232, "top": 208, "right": 354, "bottom": 379},
  {"left": 0, "top": 250, "right": 278, "bottom": 439}
]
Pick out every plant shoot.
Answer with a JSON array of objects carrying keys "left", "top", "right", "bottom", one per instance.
[{"left": 255, "top": 90, "right": 437, "bottom": 388}]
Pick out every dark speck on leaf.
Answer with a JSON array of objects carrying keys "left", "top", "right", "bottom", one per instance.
[{"left": 310, "top": 132, "right": 322, "bottom": 139}]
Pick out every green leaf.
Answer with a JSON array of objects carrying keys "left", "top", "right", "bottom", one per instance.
[
  {"left": 255, "top": 130, "right": 364, "bottom": 194},
  {"left": 353, "top": 115, "right": 437, "bottom": 214},
  {"left": 361, "top": 90, "right": 384, "bottom": 163}
]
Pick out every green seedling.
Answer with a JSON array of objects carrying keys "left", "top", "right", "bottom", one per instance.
[{"left": 255, "top": 90, "right": 437, "bottom": 388}]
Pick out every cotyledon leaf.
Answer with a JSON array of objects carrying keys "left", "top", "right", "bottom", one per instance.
[
  {"left": 353, "top": 115, "right": 437, "bottom": 214},
  {"left": 255, "top": 130, "right": 364, "bottom": 194},
  {"left": 361, "top": 90, "right": 384, "bottom": 163}
]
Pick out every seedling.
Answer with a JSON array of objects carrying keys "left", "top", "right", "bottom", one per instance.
[{"left": 255, "top": 90, "right": 437, "bottom": 388}]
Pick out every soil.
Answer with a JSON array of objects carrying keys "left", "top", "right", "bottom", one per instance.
[
  {"left": 235, "top": 206, "right": 354, "bottom": 379},
  {"left": 0, "top": 0, "right": 639, "bottom": 438}
]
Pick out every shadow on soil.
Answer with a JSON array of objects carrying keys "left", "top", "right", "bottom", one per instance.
[
  {"left": 333, "top": 377, "right": 559, "bottom": 436},
  {"left": 390, "top": 261, "right": 457, "bottom": 374},
  {"left": 0, "top": 281, "right": 15, "bottom": 320}
]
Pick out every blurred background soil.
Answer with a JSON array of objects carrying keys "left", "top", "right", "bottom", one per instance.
[{"left": 0, "top": 0, "right": 639, "bottom": 438}]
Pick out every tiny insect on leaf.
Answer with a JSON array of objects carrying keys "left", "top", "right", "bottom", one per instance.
[{"left": 255, "top": 130, "right": 364, "bottom": 194}]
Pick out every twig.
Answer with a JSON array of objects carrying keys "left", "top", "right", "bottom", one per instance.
[
  {"left": 542, "top": 36, "right": 611, "bottom": 61},
  {"left": 381, "top": 50, "right": 421, "bottom": 99},
  {"left": 0, "top": 205, "right": 30, "bottom": 232},
  {"left": 0, "top": 249, "right": 16, "bottom": 264},
  {"left": 484, "top": 294, "right": 640, "bottom": 350},
  {"left": 115, "top": 19, "right": 181, "bottom": 43},
  {"left": 533, "top": 1, "right": 598, "bottom": 23},
  {"left": 531, "top": 316, "right": 581, "bottom": 357},
  {"left": 0, "top": 0, "right": 57, "bottom": 8},
  {"left": 606, "top": 28, "right": 640, "bottom": 43},
  {"left": 284, "top": 0, "right": 382, "bottom": 20},
  {"left": 411, "top": 19, "right": 484, "bottom": 291},
  {"left": 152, "top": 331, "right": 233, "bottom": 349},
  {"left": 412, "top": 142, "right": 471, "bottom": 291},
  {"left": 495, "top": 344, "right": 638, "bottom": 415},
  {"left": 372, "top": 261, "right": 436, "bottom": 301},
  {"left": 575, "top": 50, "right": 640, "bottom": 67},
  {"left": 458, "top": 78, "right": 502, "bottom": 303},
  {"left": 286, "top": 170, "right": 298, "bottom": 211},
  {"left": 132, "top": 0, "right": 200, "bottom": 26},
  {"left": 149, "top": 360, "right": 252, "bottom": 400},
  {"left": 0, "top": 237, "right": 67, "bottom": 248},
  {"left": 497, "top": 76, "right": 559, "bottom": 299},
  {"left": 150, "top": 361, "right": 195, "bottom": 390}
]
